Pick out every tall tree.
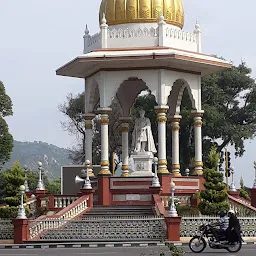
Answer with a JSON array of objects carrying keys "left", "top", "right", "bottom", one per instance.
[
  {"left": 59, "top": 93, "right": 123, "bottom": 166},
  {"left": 2, "top": 161, "right": 25, "bottom": 206},
  {"left": 0, "top": 81, "right": 13, "bottom": 167}
]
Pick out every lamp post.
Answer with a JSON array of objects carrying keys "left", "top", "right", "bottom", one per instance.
[
  {"left": 169, "top": 181, "right": 178, "bottom": 217},
  {"left": 23, "top": 165, "right": 30, "bottom": 192},
  {"left": 185, "top": 168, "right": 190, "bottom": 177},
  {"left": 36, "top": 161, "right": 45, "bottom": 190},
  {"left": 83, "top": 160, "right": 92, "bottom": 189},
  {"left": 16, "top": 185, "right": 27, "bottom": 219},
  {"left": 152, "top": 157, "right": 160, "bottom": 187},
  {"left": 229, "top": 167, "right": 237, "bottom": 192},
  {"left": 253, "top": 161, "right": 256, "bottom": 189}
]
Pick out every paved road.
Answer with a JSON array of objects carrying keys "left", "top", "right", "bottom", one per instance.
[{"left": 0, "top": 245, "right": 255, "bottom": 255}]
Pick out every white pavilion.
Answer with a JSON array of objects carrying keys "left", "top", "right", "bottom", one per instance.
[{"left": 56, "top": 0, "right": 231, "bottom": 177}]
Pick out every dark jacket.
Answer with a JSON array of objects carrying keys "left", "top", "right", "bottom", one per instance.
[{"left": 226, "top": 214, "right": 241, "bottom": 242}]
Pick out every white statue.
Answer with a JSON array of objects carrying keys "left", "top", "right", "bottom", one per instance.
[{"left": 132, "top": 109, "right": 157, "bottom": 154}]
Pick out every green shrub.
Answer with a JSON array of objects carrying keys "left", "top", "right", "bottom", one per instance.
[
  {"left": 176, "top": 205, "right": 200, "bottom": 216},
  {"left": 0, "top": 206, "right": 30, "bottom": 219},
  {"left": 199, "top": 168, "right": 229, "bottom": 215},
  {"left": 4, "top": 197, "right": 20, "bottom": 207}
]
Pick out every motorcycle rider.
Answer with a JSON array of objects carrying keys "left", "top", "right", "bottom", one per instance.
[
  {"left": 212, "top": 210, "right": 229, "bottom": 242},
  {"left": 226, "top": 209, "right": 242, "bottom": 243}
]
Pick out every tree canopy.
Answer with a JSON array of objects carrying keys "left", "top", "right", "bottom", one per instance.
[
  {"left": 60, "top": 62, "right": 256, "bottom": 172},
  {"left": 0, "top": 81, "right": 13, "bottom": 167}
]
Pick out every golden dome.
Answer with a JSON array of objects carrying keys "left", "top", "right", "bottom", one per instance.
[{"left": 99, "top": 0, "right": 184, "bottom": 29}]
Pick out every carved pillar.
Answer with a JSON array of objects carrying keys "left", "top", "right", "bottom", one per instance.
[
  {"left": 170, "top": 115, "right": 182, "bottom": 176},
  {"left": 120, "top": 117, "right": 131, "bottom": 177},
  {"left": 98, "top": 108, "right": 112, "bottom": 175},
  {"left": 192, "top": 111, "right": 204, "bottom": 176},
  {"left": 155, "top": 106, "right": 169, "bottom": 174},
  {"left": 83, "top": 113, "right": 95, "bottom": 177}
]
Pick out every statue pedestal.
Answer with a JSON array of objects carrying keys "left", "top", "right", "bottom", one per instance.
[{"left": 130, "top": 152, "right": 154, "bottom": 176}]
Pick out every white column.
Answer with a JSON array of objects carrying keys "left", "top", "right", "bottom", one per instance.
[
  {"left": 83, "top": 24, "right": 90, "bottom": 54},
  {"left": 194, "top": 20, "right": 202, "bottom": 53},
  {"left": 158, "top": 15, "right": 166, "bottom": 47},
  {"left": 98, "top": 108, "right": 112, "bottom": 175},
  {"left": 155, "top": 106, "right": 169, "bottom": 173},
  {"left": 170, "top": 115, "right": 182, "bottom": 176},
  {"left": 100, "top": 13, "right": 108, "bottom": 49},
  {"left": 120, "top": 118, "right": 131, "bottom": 177},
  {"left": 83, "top": 113, "right": 95, "bottom": 177},
  {"left": 192, "top": 111, "right": 204, "bottom": 175}
]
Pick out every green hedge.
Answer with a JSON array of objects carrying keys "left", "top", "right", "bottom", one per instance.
[{"left": 0, "top": 206, "right": 30, "bottom": 219}]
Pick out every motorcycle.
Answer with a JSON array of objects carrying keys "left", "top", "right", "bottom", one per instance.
[{"left": 189, "top": 223, "right": 242, "bottom": 253}]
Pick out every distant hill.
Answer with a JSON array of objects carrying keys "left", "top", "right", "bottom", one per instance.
[{"left": 3, "top": 141, "right": 72, "bottom": 180}]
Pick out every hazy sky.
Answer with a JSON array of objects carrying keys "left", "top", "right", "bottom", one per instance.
[{"left": 0, "top": 0, "right": 255, "bottom": 186}]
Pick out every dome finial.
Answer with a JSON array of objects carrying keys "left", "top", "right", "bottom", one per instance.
[
  {"left": 85, "top": 24, "right": 89, "bottom": 35},
  {"left": 194, "top": 19, "right": 201, "bottom": 32},
  {"left": 101, "top": 12, "right": 107, "bottom": 25},
  {"left": 158, "top": 12, "right": 166, "bottom": 25}
]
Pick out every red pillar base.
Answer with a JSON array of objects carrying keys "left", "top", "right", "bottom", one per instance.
[
  {"left": 158, "top": 173, "right": 171, "bottom": 194},
  {"left": 250, "top": 188, "right": 256, "bottom": 208},
  {"left": 79, "top": 189, "right": 95, "bottom": 208},
  {"left": 98, "top": 175, "right": 111, "bottom": 206},
  {"left": 13, "top": 219, "right": 28, "bottom": 244},
  {"left": 165, "top": 216, "right": 182, "bottom": 242}
]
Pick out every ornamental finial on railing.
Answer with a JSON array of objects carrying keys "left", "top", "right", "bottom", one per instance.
[
  {"left": 152, "top": 157, "right": 160, "bottom": 187},
  {"left": 83, "top": 160, "right": 92, "bottom": 189},
  {"left": 229, "top": 167, "right": 237, "bottom": 192}
]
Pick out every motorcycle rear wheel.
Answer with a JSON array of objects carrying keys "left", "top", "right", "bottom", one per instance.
[
  {"left": 189, "top": 236, "right": 207, "bottom": 253},
  {"left": 226, "top": 240, "right": 242, "bottom": 253}
]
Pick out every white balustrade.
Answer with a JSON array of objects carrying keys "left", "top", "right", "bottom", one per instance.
[
  {"left": 53, "top": 196, "right": 79, "bottom": 209},
  {"left": 29, "top": 195, "right": 89, "bottom": 240},
  {"left": 83, "top": 25, "right": 199, "bottom": 53}
]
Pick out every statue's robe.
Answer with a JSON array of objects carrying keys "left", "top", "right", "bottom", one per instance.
[{"left": 132, "top": 117, "right": 157, "bottom": 153}]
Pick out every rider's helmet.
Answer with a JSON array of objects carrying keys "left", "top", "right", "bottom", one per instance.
[
  {"left": 228, "top": 209, "right": 235, "bottom": 216},
  {"left": 219, "top": 210, "right": 226, "bottom": 217}
]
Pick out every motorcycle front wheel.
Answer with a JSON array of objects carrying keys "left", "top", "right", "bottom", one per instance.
[
  {"left": 189, "top": 236, "right": 207, "bottom": 253},
  {"left": 226, "top": 240, "right": 242, "bottom": 253}
]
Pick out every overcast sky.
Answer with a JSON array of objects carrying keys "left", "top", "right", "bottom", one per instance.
[{"left": 0, "top": 0, "right": 255, "bottom": 186}]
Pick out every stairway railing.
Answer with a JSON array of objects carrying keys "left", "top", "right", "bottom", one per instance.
[{"left": 28, "top": 195, "right": 89, "bottom": 240}]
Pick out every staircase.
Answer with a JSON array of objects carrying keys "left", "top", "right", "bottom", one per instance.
[
  {"left": 83, "top": 205, "right": 155, "bottom": 217},
  {"left": 33, "top": 205, "right": 166, "bottom": 242}
]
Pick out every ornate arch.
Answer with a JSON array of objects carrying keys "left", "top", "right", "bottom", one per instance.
[
  {"left": 116, "top": 77, "right": 148, "bottom": 116},
  {"left": 167, "top": 78, "right": 196, "bottom": 116}
]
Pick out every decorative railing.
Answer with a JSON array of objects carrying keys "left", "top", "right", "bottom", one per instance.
[
  {"left": 28, "top": 195, "right": 89, "bottom": 240},
  {"left": 0, "top": 220, "right": 14, "bottom": 240},
  {"left": 228, "top": 195, "right": 256, "bottom": 217},
  {"left": 165, "top": 28, "right": 196, "bottom": 42},
  {"left": 153, "top": 194, "right": 167, "bottom": 217},
  {"left": 31, "top": 216, "right": 166, "bottom": 241},
  {"left": 181, "top": 216, "right": 256, "bottom": 237},
  {"left": 25, "top": 197, "right": 37, "bottom": 217},
  {"left": 48, "top": 195, "right": 79, "bottom": 210},
  {"left": 84, "top": 22, "right": 200, "bottom": 53},
  {"left": 108, "top": 27, "right": 158, "bottom": 39}
]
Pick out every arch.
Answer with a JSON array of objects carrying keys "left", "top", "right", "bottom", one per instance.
[
  {"left": 94, "top": 70, "right": 158, "bottom": 109},
  {"left": 167, "top": 78, "right": 196, "bottom": 116},
  {"left": 116, "top": 77, "right": 148, "bottom": 116}
]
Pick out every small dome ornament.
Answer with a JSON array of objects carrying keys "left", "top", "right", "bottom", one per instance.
[
  {"left": 84, "top": 24, "right": 89, "bottom": 35},
  {"left": 194, "top": 20, "right": 201, "bottom": 33},
  {"left": 101, "top": 13, "right": 107, "bottom": 26}
]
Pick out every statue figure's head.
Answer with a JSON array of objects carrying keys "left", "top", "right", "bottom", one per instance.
[{"left": 138, "top": 109, "right": 145, "bottom": 118}]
